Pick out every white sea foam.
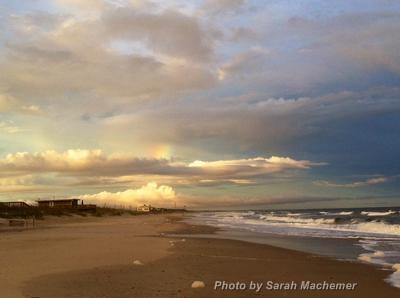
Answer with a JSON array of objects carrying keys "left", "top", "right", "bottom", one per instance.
[
  {"left": 287, "top": 213, "right": 301, "bottom": 217},
  {"left": 352, "top": 222, "right": 400, "bottom": 236},
  {"left": 339, "top": 211, "right": 353, "bottom": 215},
  {"left": 358, "top": 254, "right": 372, "bottom": 262},
  {"left": 373, "top": 251, "right": 385, "bottom": 257},
  {"left": 198, "top": 212, "right": 400, "bottom": 238},
  {"left": 386, "top": 264, "right": 400, "bottom": 288},
  {"left": 361, "top": 210, "right": 396, "bottom": 216},
  {"left": 191, "top": 211, "right": 400, "bottom": 289},
  {"left": 357, "top": 251, "right": 390, "bottom": 267},
  {"left": 318, "top": 211, "right": 352, "bottom": 215},
  {"left": 258, "top": 214, "right": 335, "bottom": 225},
  {"left": 252, "top": 215, "right": 400, "bottom": 237},
  {"left": 393, "top": 264, "right": 400, "bottom": 271}
]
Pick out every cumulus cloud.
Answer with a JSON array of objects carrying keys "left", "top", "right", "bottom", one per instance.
[{"left": 77, "top": 182, "right": 177, "bottom": 207}]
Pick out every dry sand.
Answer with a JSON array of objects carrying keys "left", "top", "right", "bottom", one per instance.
[
  {"left": 0, "top": 214, "right": 399, "bottom": 297},
  {"left": 0, "top": 214, "right": 180, "bottom": 298}
]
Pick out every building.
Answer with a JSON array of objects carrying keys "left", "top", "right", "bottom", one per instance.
[
  {"left": 0, "top": 201, "right": 31, "bottom": 208},
  {"left": 137, "top": 204, "right": 151, "bottom": 212},
  {"left": 37, "top": 199, "right": 81, "bottom": 209}
]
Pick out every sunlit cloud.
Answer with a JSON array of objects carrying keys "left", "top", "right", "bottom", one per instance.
[
  {"left": 0, "top": 149, "right": 321, "bottom": 179},
  {"left": 77, "top": 182, "right": 177, "bottom": 207},
  {"left": 0, "top": 149, "right": 324, "bottom": 198}
]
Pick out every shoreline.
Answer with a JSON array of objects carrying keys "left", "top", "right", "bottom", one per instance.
[{"left": 0, "top": 213, "right": 398, "bottom": 297}]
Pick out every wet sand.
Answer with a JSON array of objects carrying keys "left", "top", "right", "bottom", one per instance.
[{"left": 0, "top": 214, "right": 398, "bottom": 297}]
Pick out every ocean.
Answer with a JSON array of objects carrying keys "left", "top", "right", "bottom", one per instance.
[{"left": 186, "top": 206, "right": 400, "bottom": 288}]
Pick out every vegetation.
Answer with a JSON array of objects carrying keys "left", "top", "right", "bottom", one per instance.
[{"left": 0, "top": 205, "right": 186, "bottom": 220}]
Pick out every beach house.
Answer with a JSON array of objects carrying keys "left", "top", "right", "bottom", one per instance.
[
  {"left": 137, "top": 204, "right": 151, "bottom": 212},
  {"left": 0, "top": 201, "right": 31, "bottom": 208},
  {"left": 37, "top": 198, "right": 80, "bottom": 208}
]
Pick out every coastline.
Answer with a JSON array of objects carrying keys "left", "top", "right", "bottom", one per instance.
[{"left": 0, "top": 213, "right": 398, "bottom": 297}]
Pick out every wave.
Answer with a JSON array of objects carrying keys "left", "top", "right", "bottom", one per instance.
[
  {"left": 203, "top": 212, "right": 400, "bottom": 237},
  {"left": 338, "top": 211, "right": 354, "bottom": 215},
  {"left": 287, "top": 213, "right": 302, "bottom": 217},
  {"left": 361, "top": 210, "right": 396, "bottom": 216},
  {"left": 352, "top": 222, "right": 400, "bottom": 236},
  {"left": 191, "top": 211, "right": 400, "bottom": 289},
  {"left": 319, "top": 211, "right": 353, "bottom": 215},
  {"left": 257, "top": 214, "right": 336, "bottom": 225}
]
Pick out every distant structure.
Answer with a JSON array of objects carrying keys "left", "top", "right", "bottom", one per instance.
[
  {"left": 37, "top": 199, "right": 96, "bottom": 211},
  {"left": 0, "top": 201, "right": 31, "bottom": 208},
  {"left": 37, "top": 199, "right": 80, "bottom": 209},
  {"left": 137, "top": 204, "right": 151, "bottom": 212}
]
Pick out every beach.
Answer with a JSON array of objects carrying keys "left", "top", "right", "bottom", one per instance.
[{"left": 0, "top": 214, "right": 399, "bottom": 298}]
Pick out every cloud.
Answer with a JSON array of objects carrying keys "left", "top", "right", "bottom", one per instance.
[
  {"left": 188, "top": 156, "right": 321, "bottom": 178},
  {"left": 213, "top": 11, "right": 400, "bottom": 97},
  {"left": 218, "top": 47, "right": 270, "bottom": 80},
  {"left": 56, "top": 0, "right": 108, "bottom": 10},
  {"left": 100, "top": 86, "right": 400, "bottom": 159},
  {"left": 325, "top": 13, "right": 400, "bottom": 73},
  {"left": 0, "top": 121, "right": 24, "bottom": 134},
  {"left": 229, "top": 27, "right": 258, "bottom": 42},
  {"left": 314, "top": 176, "right": 391, "bottom": 188},
  {"left": 0, "top": 6, "right": 217, "bottom": 102},
  {"left": 0, "top": 149, "right": 169, "bottom": 176},
  {"left": 0, "top": 149, "right": 321, "bottom": 187},
  {"left": 77, "top": 182, "right": 177, "bottom": 207},
  {"left": 0, "top": 93, "right": 42, "bottom": 115},
  {"left": 203, "top": 0, "right": 246, "bottom": 14},
  {"left": 103, "top": 8, "right": 215, "bottom": 62}
]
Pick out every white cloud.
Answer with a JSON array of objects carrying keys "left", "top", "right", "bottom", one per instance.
[
  {"left": 188, "top": 156, "right": 319, "bottom": 177},
  {"left": 0, "top": 149, "right": 321, "bottom": 179},
  {"left": 0, "top": 149, "right": 322, "bottom": 195},
  {"left": 314, "top": 176, "right": 391, "bottom": 188}
]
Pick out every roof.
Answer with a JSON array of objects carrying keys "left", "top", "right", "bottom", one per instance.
[
  {"left": 37, "top": 199, "right": 79, "bottom": 203},
  {"left": 0, "top": 201, "right": 32, "bottom": 207},
  {"left": 1, "top": 201, "right": 31, "bottom": 204}
]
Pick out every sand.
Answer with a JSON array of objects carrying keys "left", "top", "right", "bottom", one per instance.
[{"left": 0, "top": 214, "right": 398, "bottom": 297}]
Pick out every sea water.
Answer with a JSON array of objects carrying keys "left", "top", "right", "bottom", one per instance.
[{"left": 187, "top": 207, "right": 400, "bottom": 288}]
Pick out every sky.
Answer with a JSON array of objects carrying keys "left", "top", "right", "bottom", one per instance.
[{"left": 0, "top": 0, "right": 399, "bottom": 209}]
